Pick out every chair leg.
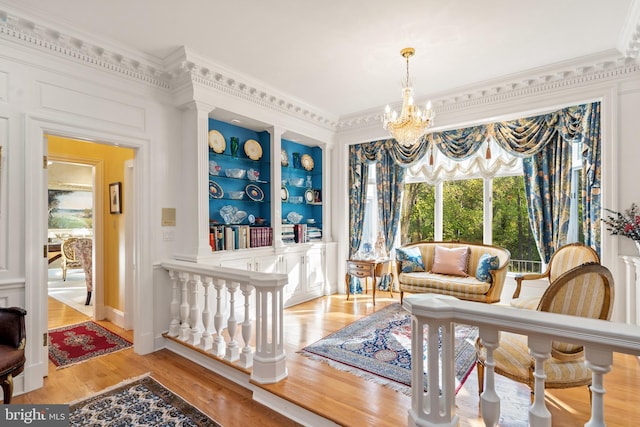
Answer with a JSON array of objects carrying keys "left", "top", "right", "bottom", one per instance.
[
  {"left": 2, "top": 374, "right": 14, "bottom": 404},
  {"left": 62, "top": 265, "right": 67, "bottom": 281},
  {"left": 85, "top": 291, "right": 92, "bottom": 306},
  {"left": 477, "top": 360, "right": 485, "bottom": 395}
]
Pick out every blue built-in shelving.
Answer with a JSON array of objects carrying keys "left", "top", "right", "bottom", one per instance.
[
  {"left": 208, "top": 119, "right": 271, "bottom": 229},
  {"left": 281, "top": 138, "right": 323, "bottom": 236}
]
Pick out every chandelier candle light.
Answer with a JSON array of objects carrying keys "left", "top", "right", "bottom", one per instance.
[{"left": 382, "top": 47, "right": 435, "bottom": 147}]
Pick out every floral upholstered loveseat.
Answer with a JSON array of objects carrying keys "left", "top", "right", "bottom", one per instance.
[{"left": 395, "top": 241, "right": 511, "bottom": 303}]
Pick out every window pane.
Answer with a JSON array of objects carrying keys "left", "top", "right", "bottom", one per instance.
[
  {"left": 492, "top": 176, "right": 541, "bottom": 272},
  {"left": 443, "top": 179, "right": 483, "bottom": 243},
  {"left": 400, "top": 182, "right": 434, "bottom": 244}
]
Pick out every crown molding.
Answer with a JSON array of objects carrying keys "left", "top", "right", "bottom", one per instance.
[
  {"left": 0, "top": 8, "right": 171, "bottom": 89},
  {"left": 336, "top": 50, "right": 640, "bottom": 131},
  {"left": 0, "top": 8, "right": 338, "bottom": 132},
  {"left": 618, "top": 0, "right": 640, "bottom": 58},
  {"left": 164, "top": 47, "right": 338, "bottom": 131}
]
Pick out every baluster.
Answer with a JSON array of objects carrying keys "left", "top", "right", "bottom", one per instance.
[
  {"left": 238, "top": 282, "right": 254, "bottom": 368},
  {"left": 479, "top": 327, "right": 500, "bottom": 427},
  {"left": 212, "top": 278, "right": 226, "bottom": 357},
  {"left": 225, "top": 281, "right": 240, "bottom": 362},
  {"left": 168, "top": 270, "right": 180, "bottom": 337},
  {"left": 188, "top": 274, "right": 202, "bottom": 345},
  {"left": 200, "top": 276, "right": 213, "bottom": 351},
  {"left": 585, "top": 346, "right": 613, "bottom": 427},
  {"left": 178, "top": 272, "right": 190, "bottom": 341},
  {"left": 528, "top": 336, "right": 552, "bottom": 427}
]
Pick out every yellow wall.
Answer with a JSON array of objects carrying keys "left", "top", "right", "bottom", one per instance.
[{"left": 48, "top": 136, "right": 134, "bottom": 311}]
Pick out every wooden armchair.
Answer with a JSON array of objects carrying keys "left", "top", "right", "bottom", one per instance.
[
  {"left": 512, "top": 242, "right": 599, "bottom": 299},
  {"left": 61, "top": 237, "right": 83, "bottom": 281},
  {"left": 0, "top": 307, "right": 27, "bottom": 404},
  {"left": 477, "top": 262, "right": 614, "bottom": 400}
]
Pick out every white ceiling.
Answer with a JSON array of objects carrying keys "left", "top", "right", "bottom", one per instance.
[{"left": 1, "top": 0, "right": 635, "bottom": 119}]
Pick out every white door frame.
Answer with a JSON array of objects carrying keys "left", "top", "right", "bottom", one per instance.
[{"left": 23, "top": 115, "right": 153, "bottom": 393}]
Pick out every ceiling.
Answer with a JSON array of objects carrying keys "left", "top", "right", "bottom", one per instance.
[{"left": 1, "top": 0, "right": 635, "bottom": 119}]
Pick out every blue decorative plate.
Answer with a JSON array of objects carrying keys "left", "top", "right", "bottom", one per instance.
[
  {"left": 245, "top": 184, "right": 264, "bottom": 202},
  {"left": 209, "top": 180, "right": 223, "bottom": 199}
]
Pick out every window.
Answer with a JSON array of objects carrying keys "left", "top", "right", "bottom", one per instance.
[
  {"left": 357, "top": 165, "right": 378, "bottom": 256},
  {"left": 492, "top": 176, "right": 541, "bottom": 272},
  {"left": 442, "top": 178, "right": 483, "bottom": 243},
  {"left": 400, "top": 182, "right": 435, "bottom": 245}
]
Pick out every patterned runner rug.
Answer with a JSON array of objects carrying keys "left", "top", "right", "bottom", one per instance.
[
  {"left": 49, "top": 321, "right": 132, "bottom": 368},
  {"left": 69, "top": 375, "right": 222, "bottom": 426},
  {"left": 300, "top": 303, "right": 478, "bottom": 395}
]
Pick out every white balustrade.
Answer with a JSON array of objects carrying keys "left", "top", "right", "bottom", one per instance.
[
  {"left": 161, "top": 259, "right": 288, "bottom": 384},
  {"left": 403, "top": 294, "right": 640, "bottom": 427}
]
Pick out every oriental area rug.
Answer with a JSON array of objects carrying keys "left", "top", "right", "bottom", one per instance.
[
  {"left": 68, "top": 375, "right": 222, "bottom": 426},
  {"left": 48, "top": 321, "right": 132, "bottom": 368},
  {"left": 300, "top": 303, "right": 478, "bottom": 395}
]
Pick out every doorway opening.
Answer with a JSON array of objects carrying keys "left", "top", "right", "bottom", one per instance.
[{"left": 47, "top": 160, "right": 94, "bottom": 317}]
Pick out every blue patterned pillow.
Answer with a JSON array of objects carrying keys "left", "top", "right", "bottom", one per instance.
[
  {"left": 475, "top": 253, "right": 499, "bottom": 283},
  {"left": 395, "top": 247, "right": 425, "bottom": 273}
]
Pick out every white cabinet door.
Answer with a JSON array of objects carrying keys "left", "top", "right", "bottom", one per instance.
[
  {"left": 280, "top": 252, "right": 304, "bottom": 306},
  {"left": 254, "top": 254, "right": 280, "bottom": 273},
  {"left": 305, "top": 247, "right": 325, "bottom": 297},
  {"left": 223, "top": 256, "right": 254, "bottom": 271}
]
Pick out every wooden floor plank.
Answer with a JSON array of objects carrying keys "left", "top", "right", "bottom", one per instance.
[{"left": 12, "top": 295, "right": 640, "bottom": 426}]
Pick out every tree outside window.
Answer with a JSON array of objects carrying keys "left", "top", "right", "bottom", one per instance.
[
  {"left": 400, "top": 182, "right": 434, "bottom": 244},
  {"left": 492, "top": 176, "right": 540, "bottom": 272},
  {"left": 443, "top": 179, "right": 483, "bottom": 243}
]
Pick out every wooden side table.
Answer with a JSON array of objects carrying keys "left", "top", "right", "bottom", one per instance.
[{"left": 345, "top": 258, "right": 394, "bottom": 306}]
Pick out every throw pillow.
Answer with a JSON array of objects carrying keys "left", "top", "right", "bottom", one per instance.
[
  {"left": 431, "top": 245, "right": 470, "bottom": 277},
  {"left": 475, "top": 253, "right": 500, "bottom": 283},
  {"left": 395, "top": 247, "right": 425, "bottom": 273}
]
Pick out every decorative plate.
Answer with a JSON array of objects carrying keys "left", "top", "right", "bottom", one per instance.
[
  {"left": 281, "top": 149, "right": 289, "bottom": 166},
  {"left": 244, "top": 139, "right": 263, "bottom": 160},
  {"left": 305, "top": 189, "right": 315, "bottom": 203},
  {"left": 209, "top": 180, "right": 223, "bottom": 199},
  {"left": 245, "top": 184, "right": 265, "bottom": 202},
  {"left": 281, "top": 186, "right": 289, "bottom": 201},
  {"left": 301, "top": 154, "right": 314, "bottom": 171},
  {"left": 208, "top": 130, "right": 226, "bottom": 154}
]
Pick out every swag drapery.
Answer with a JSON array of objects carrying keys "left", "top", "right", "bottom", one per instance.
[{"left": 348, "top": 102, "right": 601, "bottom": 284}]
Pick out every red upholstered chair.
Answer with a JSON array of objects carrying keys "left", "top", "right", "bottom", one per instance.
[{"left": 0, "top": 307, "right": 27, "bottom": 404}]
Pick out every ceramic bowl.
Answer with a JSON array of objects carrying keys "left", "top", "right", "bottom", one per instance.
[
  {"left": 225, "top": 168, "right": 246, "bottom": 179},
  {"left": 288, "top": 177, "right": 305, "bottom": 187},
  {"left": 228, "top": 191, "right": 245, "bottom": 200}
]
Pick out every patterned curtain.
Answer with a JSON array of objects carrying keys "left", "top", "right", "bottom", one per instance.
[
  {"left": 491, "top": 113, "right": 559, "bottom": 157},
  {"left": 386, "top": 137, "right": 430, "bottom": 166},
  {"left": 581, "top": 102, "right": 602, "bottom": 255},
  {"left": 428, "top": 125, "right": 488, "bottom": 159},
  {"left": 348, "top": 144, "right": 369, "bottom": 258},
  {"left": 375, "top": 150, "right": 406, "bottom": 291}
]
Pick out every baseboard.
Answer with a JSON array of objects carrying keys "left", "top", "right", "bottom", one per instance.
[{"left": 104, "top": 306, "right": 125, "bottom": 328}]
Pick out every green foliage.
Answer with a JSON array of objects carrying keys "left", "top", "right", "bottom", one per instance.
[
  {"left": 400, "top": 183, "right": 434, "bottom": 244},
  {"left": 443, "top": 179, "right": 483, "bottom": 243},
  {"left": 492, "top": 176, "right": 540, "bottom": 262},
  {"left": 401, "top": 176, "right": 541, "bottom": 265}
]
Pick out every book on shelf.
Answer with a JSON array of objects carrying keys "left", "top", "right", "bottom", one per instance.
[
  {"left": 282, "top": 223, "right": 322, "bottom": 243},
  {"left": 210, "top": 225, "right": 273, "bottom": 251}
]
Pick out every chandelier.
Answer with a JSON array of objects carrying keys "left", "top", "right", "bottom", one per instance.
[{"left": 382, "top": 47, "right": 434, "bottom": 147}]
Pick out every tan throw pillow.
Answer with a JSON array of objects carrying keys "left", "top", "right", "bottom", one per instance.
[{"left": 431, "top": 245, "right": 470, "bottom": 277}]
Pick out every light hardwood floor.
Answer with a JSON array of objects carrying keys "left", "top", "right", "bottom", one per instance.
[{"left": 13, "top": 295, "right": 640, "bottom": 426}]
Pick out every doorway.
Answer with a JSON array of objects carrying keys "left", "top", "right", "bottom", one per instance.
[{"left": 47, "top": 160, "right": 95, "bottom": 317}]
